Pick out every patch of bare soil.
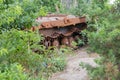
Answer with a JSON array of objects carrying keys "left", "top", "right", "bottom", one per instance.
[{"left": 49, "top": 47, "right": 99, "bottom": 80}]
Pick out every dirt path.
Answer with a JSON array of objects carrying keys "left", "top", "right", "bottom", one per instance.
[{"left": 49, "top": 47, "right": 99, "bottom": 80}]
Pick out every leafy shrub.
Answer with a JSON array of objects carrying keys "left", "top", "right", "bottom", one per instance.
[
  {"left": 87, "top": 15, "right": 120, "bottom": 80},
  {"left": 66, "top": 0, "right": 120, "bottom": 79},
  {"left": 0, "top": 63, "right": 47, "bottom": 80},
  {"left": 0, "top": 0, "right": 46, "bottom": 30},
  {"left": 0, "top": 29, "right": 43, "bottom": 76},
  {"left": 80, "top": 57, "right": 120, "bottom": 80},
  {"left": 0, "top": 29, "right": 67, "bottom": 79},
  {"left": 88, "top": 0, "right": 120, "bottom": 61},
  {"left": 77, "top": 0, "right": 120, "bottom": 79},
  {"left": 0, "top": 0, "right": 60, "bottom": 32},
  {"left": 0, "top": 63, "right": 32, "bottom": 80}
]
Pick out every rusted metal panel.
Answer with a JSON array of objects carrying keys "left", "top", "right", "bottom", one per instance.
[
  {"left": 31, "top": 15, "right": 86, "bottom": 31},
  {"left": 31, "top": 14, "right": 87, "bottom": 48}
]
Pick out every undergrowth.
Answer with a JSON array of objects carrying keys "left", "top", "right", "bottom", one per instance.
[{"left": 0, "top": 29, "right": 70, "bottom": 80}]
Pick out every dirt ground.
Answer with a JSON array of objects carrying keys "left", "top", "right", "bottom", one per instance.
[{"left": 49, "top": 47, "right": 99, "bottom": 80}]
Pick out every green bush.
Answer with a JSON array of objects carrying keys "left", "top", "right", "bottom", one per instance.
[
  {"left": 87, "top": 14, "right": 120, "bottom": 80},
  {"left": 0, "top": 29, "right": 43, "bottom": 77},
  {"left": 0, "top": 0, "right": 60, "bottom": 31},
  {"left": 83, "top": 0, "right": 120, "bottom": 79},
  {"left": 0, "top": 29, "right": 67, "bottom": 79},
  {"left": 0, "top": 0, "right": 70, "bottom": 80},
  {"left": 70, "top": 0, "right": 120, "bottom": 79},
  {"left": 0, "top": 63, "right": 32, "bottom": 80},
  {"left": 0, "top": 0, "right": 46, "bottom": 30},
  {"left": 0, "top": 63, "right": 47, "bottom": 80}
]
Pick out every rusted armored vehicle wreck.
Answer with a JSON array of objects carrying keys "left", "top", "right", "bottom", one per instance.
[{"left": 31, "top": 14, "right": 87, "bottom": 48}]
